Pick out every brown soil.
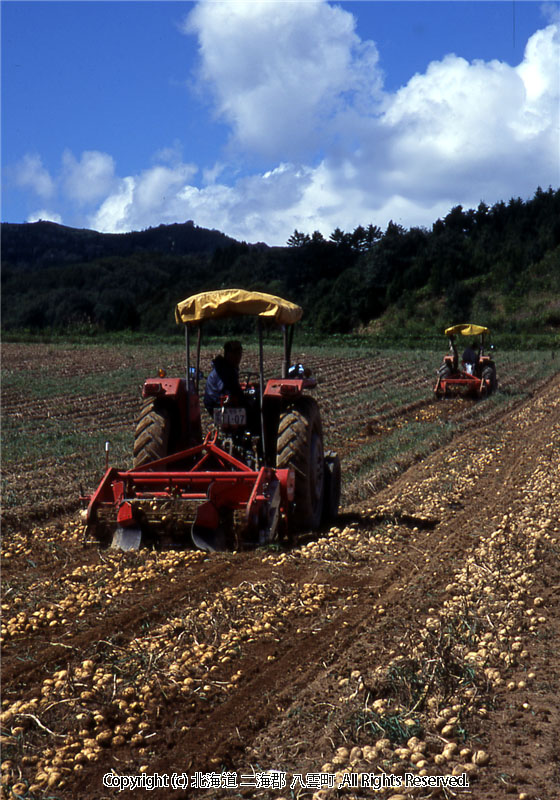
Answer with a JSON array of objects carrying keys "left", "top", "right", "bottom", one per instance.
[{"left": 1, "top": 344, "right": 559, "bottom": 800}]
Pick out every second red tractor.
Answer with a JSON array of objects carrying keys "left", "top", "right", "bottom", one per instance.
[{"left": 434, "top": 323, "right": 498, "bottom": 398}]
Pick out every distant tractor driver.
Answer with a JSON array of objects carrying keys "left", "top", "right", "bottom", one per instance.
[
  {"left": 462, "top": 341, "right": 479, "bottom": 374},
  {"left": 204, "top": 340, "right": 244, "bottom": 415}
]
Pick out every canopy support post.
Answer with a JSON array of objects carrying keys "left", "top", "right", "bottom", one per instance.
[
  {"left": 196, "top": 324, "right": 202, "bottom": 393},
  {"left": 185, "top": 324, "right": 191, "bottom": 445},
  {"left": 185, "top": 325, "right": 191, "bottom": 384},
  {"left": 282, "top": 326, "right": 288, "bottom": 379},
  {"left": 287, "top": 325, "right": 294, "bottom": 373},
  {"left": 258, "top": 319, "right": 267, "bottom": 464}
]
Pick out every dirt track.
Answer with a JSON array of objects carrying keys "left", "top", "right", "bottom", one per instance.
[{"left": 1, "top": 346, "right": 559, "bottom": 800}]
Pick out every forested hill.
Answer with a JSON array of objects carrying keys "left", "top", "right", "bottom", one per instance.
[
  {"left": 2, "top": 187, "right": 559, "bottom": 340},
  {"left": 1, "top": 219, "right": 242, "bottom": 268}
]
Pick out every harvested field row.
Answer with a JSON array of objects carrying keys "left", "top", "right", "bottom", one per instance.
[
  {"left": 2, "top": 343, "right": 555, "bottom": 529},
  {"left": 1, "top": 342, "right": 559, "bottom": 800}
]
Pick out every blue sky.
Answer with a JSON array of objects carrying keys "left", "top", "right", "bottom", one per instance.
[{"left": 2, "top": 1, "right": 559, "bottom": 245}]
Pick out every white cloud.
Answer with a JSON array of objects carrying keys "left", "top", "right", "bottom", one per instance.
[
  {"left": 370, "top": 22, "right": 560, "bottom": 205},
  {"left": 87, "top": 157, "right": 448, "bottom": 244},
  {"left": 184, "top": 0, "right": 382, "bottom": 159},
  {"left": 26, "top": 209, "right": 63, "bottom": 224},
  {"left": 62, "top": 150, "right": 116, "bottom": 204},
  {"left": 89, "top": 12, "right": 558, "bottom": 244},
  {"left": 137, "top": 164, "right": 198, "bottom": 212},
  {"left": 11, "top": 3, "right": 559, "bottom": 246},
  {"left": 92, "top": 177, "right": 135, "bottom": 233},
  {"left": 542, "top": 2, "right": 560, "bottom": 26},
  {"left": 152, "top": 140, "right": 185, "bottom": 166},
  {"left": 90, "top": 162, "right": 199, "bottom": 232},
  {"left": 202, "top": 161, "right": 226, "bottom": 185},
  {"left": 13, "top": 154, "right": 55, "bottom": 199}
]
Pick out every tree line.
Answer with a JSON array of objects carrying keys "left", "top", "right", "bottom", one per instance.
[{"left": 1, "top": 187, "right": 559, "bottom": 337}]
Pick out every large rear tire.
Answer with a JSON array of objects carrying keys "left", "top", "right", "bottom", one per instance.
[
  {"left": 133, "top": 399, "right": 170, "bottom": 468},
  {"left": 277, "top": 397, "right": 325, "bottom": 531},
  {"left": 435, "top": 362, "right": 452, "bottom": 397}
]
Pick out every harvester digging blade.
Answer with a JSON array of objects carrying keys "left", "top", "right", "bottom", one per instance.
[
  {"left": 191, "top": 525, "right": 227, "bottom": 553},
  {"left": 111, "top": 526, "right": 142, "bottom": 551},
  {"left": 190, "top": 498, "right": 228, "bottom": 552}
]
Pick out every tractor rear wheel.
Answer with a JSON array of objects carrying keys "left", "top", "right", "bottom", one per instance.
[
  {"left": 435, "top": 363, "right": 452, "bottom": 397},
  {"left": 277, "top": 397, "right": 325, "bottom": 531},
  {"left": 133, "top": 399, "right": 170, "bottom": 468}
]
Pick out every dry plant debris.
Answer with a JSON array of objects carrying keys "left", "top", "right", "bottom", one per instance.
[{"left": 1, "top": 344, "right": 558, "bottom": 800}]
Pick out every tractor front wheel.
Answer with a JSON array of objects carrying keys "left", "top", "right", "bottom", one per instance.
[
  {"left": 277, "top": 397, "right": 325, "bottom": 531},
  {"left": 133, "top": 399, "right": 170, "bottom": 468}
]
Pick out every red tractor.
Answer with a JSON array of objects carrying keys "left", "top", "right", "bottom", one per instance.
[
  {"left": 434, "top": 323, "right": 498, "bottom": 398},
  {"left": 84, "top": 289, "right": 340, "bottom": 552}
]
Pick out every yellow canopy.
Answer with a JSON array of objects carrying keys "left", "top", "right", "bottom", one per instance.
[
  {"left": 445, "top": 323, "right": 489, "bottom": 337},
  {"left": 175, "top": 288, "right": 303, "bottom": 326}
]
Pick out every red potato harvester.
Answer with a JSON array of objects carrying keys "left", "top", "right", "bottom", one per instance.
[
  {"left": 83, "top": 289, "right": 340, "bottom": 552},
  {"left": 434, "top": 323, "right": 498, "bottom": 399}
]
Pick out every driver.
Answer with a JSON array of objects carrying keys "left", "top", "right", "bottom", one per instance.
[
  {"left": 462, "top": 341, "right": 479, "bottom": 374},
  {"left": 204, "top": 340, "right": 244, "bottom": 416}
]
